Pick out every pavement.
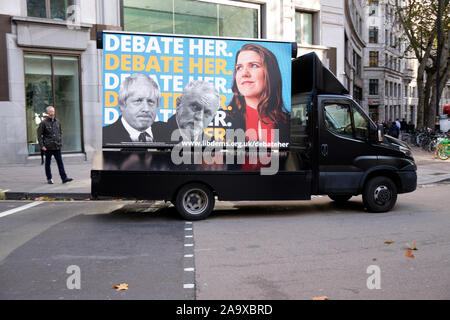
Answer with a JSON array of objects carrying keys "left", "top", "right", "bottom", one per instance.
[{"left": 0, "top": 147, "right": 449, "bottom": 201}]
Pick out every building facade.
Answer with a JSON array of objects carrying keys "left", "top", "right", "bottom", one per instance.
[
  {"left": 0, "top": 0, "right": 361, "bottom": 164},
  {"left": 344, "top": 0, "right": 366, "bottom": 107},
  {"left": 362, "top": 0, "right": 417, "bottom": 124}
]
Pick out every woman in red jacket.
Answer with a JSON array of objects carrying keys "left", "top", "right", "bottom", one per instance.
[{"left": 227, "top": 43, "right": 289, "bottom": 145}]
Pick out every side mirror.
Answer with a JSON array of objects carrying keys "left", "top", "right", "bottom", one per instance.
[
  {"left": 369, "top": 124, "right": 383, "bottom": 143},
  {"left": 377, "top": 124, "right": 384, "bottom": 143}
]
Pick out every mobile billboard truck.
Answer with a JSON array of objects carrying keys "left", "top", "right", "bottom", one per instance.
[{"left": 91, "top": 31, "right": 417, "bottom": 220}]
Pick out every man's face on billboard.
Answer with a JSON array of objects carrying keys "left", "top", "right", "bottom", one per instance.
[
  {"left": 176, "top": 86, "right": 218, "bottom": 140},
  {"left": 120, "top": 79, "right": 158, "bottom": 131}
]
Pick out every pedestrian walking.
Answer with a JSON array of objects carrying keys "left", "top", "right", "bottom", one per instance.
[
  {"left": 37, "top": 106, "right": 73, "bottom": 184},
  {"left": 387, "top": 121, "right": 399, "bottom": 138}
]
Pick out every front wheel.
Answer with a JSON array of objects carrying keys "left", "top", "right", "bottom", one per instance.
[
  {"left": 362, "top": 176, "right": 397, "bottom": 213},
  {"left": 436, "top": 144, "right": 449, "bottom": 160},
  {"left": 175, "top": 183, "right": 215, "bottom": 220}
]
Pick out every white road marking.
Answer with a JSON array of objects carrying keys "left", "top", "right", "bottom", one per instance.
[
  {"left": 0, "top": 201, "right": 43, "bottom": 218},
  {"left": 183, "top": 222, "right": 195, "bottom": 291}
]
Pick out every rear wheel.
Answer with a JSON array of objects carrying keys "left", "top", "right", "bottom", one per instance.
[
  {"left": 363, "top": 176, "right": 397, "bottom": 212},
  {"left": 437, "top": 144, "right": 449, "bottom": 160},
  {"left": 175, "top": 183, "right": 215, "bottom": 220},
  {"left": 328, "top": 194, "right": 352, "bottom": 202}
]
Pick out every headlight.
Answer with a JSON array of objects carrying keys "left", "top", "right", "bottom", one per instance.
[{"left": 399, "top": 146, "right": 412, "bottom": 157}]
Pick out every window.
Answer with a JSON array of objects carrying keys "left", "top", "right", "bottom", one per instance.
[
  {"left": 123, "top": 0, "right": 260, "bottom": 39},
  {"left": 27, "top": 0, "right": 71, "bottom": 20},
  {"left": 353, "top": 85, "right": 362, "bottom": 105},
  {"left": 369, "top": 105, "right": 378, "bottom": 122},
  {"left": 291, "top": 99, "right": 309, "bottom": 149},
  {"left": 25, "top": 53, "right": 82, "bottom": 155},
  {"left": 369, "top": 79, "right": 379, "bottom": 95},
  {"left": 369, "top": 0, "right": 378, "bottom": 16},
  {"left": 369, "top": 27, "right": 378, "bottom": 43},
  {"left": 369, "top": 51, "right": 379, "bottom": 67},
  {"left": 324, "top": 103, "right": 353, "bottom": 138},
  {"left": 291, "top": 102, "right": 309, "bottom": 127},
  {"left": 353, "top": 51, "right": 361, "bottom": 76},
  {"left": 295, "top": 11, "right": 313, "bottom": 45},
  {"left": 352, "top": 106, "right": 369, "bottom": 140}
]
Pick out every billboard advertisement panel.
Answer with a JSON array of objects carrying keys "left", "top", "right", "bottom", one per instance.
[{"left": 102, "top": 32, "right": 292, "bottom": 148}]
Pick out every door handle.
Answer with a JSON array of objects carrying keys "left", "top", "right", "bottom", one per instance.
[{"left": 321, "top": 144, "right": 328, "bottom": 157}]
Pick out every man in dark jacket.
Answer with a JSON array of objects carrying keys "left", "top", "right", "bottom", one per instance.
[{"left": 37, "top": 106, "right": 73, "bottom": 184}]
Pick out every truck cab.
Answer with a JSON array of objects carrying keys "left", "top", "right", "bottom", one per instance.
[{"left": 290, "top": 52, "right": 416, "bottom": 212}]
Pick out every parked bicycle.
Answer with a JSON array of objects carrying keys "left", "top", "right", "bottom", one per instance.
[
  {"left": 434, "top": 139, "right": 450, "bottom": 160},
  {"left": 400, "top": 127, "right": 450, "bottom": 159}
]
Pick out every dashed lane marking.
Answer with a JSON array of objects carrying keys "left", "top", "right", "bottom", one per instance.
[{"left": 183, "top": 221, "right": 195, "bottom": 295}]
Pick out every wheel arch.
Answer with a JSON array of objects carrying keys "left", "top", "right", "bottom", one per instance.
[
  {"left": 171, "top": 180, "right": 216, "bottom": 202},
  {"left": 359, "top": 167, "right": 402, "bottom": 194}
]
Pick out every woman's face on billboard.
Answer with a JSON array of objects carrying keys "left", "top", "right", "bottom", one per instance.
[{"left": 235, "top": 50, "right": 265, "bottom": 101}]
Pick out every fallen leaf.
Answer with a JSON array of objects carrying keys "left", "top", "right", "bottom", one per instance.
[
  {"left": 312, "top": 296, "right": 328, "bottom": 300},
  {"left": 112, "top": 283, "right": 129, "bottom": 291},
  {"left": 405, "top": 250, "right": 415, "bottom": 259},
  {"left": 35, "top": 196, "right": 55, "bottom": 201},
  {"left": 384, "top": 241, "right": 394, "bottom": 245},
  {"left": 406, "top": 241, "right": 418, "bottom": 251}
]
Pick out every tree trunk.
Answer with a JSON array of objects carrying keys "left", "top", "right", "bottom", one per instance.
[
  {"left": 427, "top": 81, "right": 437, "bottom": 129},
  {"left": 415, "top": 43, "right": 433, "bottom": 129},
  {"left": 416, "top": 67, "right": 425, "bottom": 128},
  {"left": 423, "top": 68, "right": 435, "bottom": 128}
]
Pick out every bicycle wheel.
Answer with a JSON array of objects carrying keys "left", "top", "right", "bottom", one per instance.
[
  {"left": 428, "top": 140, "right": 437, "bottom": 153},
  {"left": 437, "top": 144, "right": 450, "bottom": 160}
]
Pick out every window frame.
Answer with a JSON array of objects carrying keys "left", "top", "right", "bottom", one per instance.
[
  {"left": 369, "top": 26, "right": 378, "bottom": 44},
  {"left": 351, "top": 105, "right": 370, "bottom": 141},
  {"left": 23, "top": 51, "right": 84, "bottom": 156},
  {"left": 369, "top": 79, "right": 379, "bottom": 95},
  {"left": 27, "top": 0, "right": 73, "bottom": 20},
  {"left": 121, "top": 0, "right": 261, "bottom": 39},
  {"left": 323, "top": 102, "right": 354, "bottom": 140},
  {"left": 295, "top": 10, "right": 314, "bottom": 45},
  {"left": 323, "top": 101, "right": 370, "bottom": 142},
  {"left": 369, "top": 51, "right": 379, "bottom": 67}
]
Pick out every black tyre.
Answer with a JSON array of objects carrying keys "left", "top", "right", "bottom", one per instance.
[
  {"left": 328, "top": 194, "right": 352, "bottom": 202},
  {"left": 362, "top": 176, "right": 397, "bottom": 212},
  {"left": 175, "top": 183, "right": 215, "bottom": 220}
]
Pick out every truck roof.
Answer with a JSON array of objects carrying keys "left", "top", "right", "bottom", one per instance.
[{"left": 292, "top": 52, "right": 348, "bottom": 96}]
